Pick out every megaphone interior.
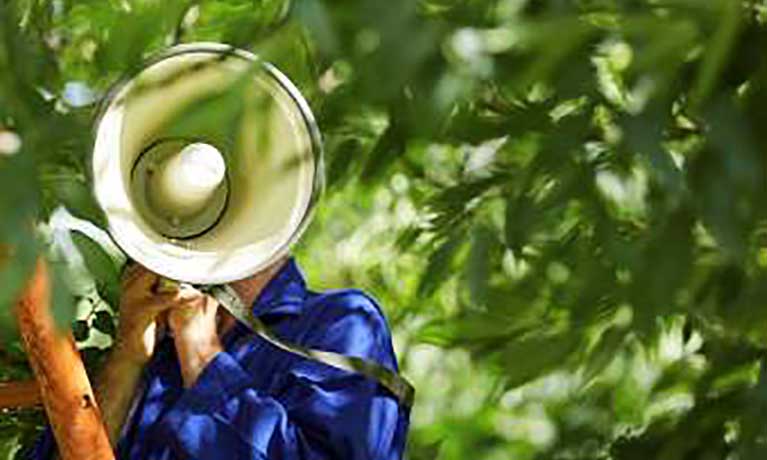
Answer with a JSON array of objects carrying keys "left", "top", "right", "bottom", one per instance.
[{"left": 92, "top": 43, "right": 323, "bottom": 285}]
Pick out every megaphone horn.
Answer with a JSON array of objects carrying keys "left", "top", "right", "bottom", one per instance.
[{"left": 91, "top": 43, "right": 324, "bottom": 285}]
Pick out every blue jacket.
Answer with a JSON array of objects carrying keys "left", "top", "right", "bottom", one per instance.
[{"left": 31, "top": 258, "right": 410, "bottom": 459}]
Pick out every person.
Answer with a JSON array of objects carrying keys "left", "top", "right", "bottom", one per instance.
[{"left": 30, "top": 256, "right": 410, "bottom": 460}]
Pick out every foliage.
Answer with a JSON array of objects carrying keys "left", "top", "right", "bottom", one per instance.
[{"left": 3, "top": 0, "right": 767, "bottom": 458}]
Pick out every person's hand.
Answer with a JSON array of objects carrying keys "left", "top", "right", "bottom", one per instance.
[
  {"left": 162, "top": 257, "right": 288, "bottom": 387},
  {"left": 114, "top": 263, "right": 192, "bottom": 366},
  {"left": 167, "top": 286, "right": 223, "bottom": 387}
]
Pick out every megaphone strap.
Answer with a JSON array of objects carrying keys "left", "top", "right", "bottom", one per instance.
[{"left": 208, "top": 285, "right": 415, "bottom": 409}]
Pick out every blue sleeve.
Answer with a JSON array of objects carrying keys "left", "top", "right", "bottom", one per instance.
[
  {"left": 155, "top": 292, "right": 407, "bottom": 460},
  {"left": 26, "top": 425, "right": 55, "bottom": 460}
]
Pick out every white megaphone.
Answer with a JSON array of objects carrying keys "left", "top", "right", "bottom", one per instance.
[{"left": 91, "top": 43, "right": 323, "bottom": 285}]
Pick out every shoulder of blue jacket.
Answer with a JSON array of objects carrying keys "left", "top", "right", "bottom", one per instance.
[{"left": 302, "top": 288, "right": 398, "bottom": 369}]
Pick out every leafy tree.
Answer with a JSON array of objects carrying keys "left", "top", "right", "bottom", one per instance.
[{"left": 3, "top": 0, "right": 767, "bottom": 459}]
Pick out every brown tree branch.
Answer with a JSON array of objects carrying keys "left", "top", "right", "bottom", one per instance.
[{"left": 14, "top": 259, "right": 114, "bottom": 460}]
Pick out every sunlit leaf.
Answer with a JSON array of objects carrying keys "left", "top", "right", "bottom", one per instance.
[
  {"left": 70, "top": 231, "right": 120, "bottom": 307},
  {"left": 417, "top": 230, "right": 466, "bottom": 298}
]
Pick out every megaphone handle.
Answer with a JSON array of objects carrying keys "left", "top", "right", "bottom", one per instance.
[{"left": 207, "top": 285, "right": 415, "bottom": 409}]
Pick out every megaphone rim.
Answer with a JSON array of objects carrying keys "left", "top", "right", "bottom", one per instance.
[{"left": 90, "top": 42, "right": 325, "bottom": 284}]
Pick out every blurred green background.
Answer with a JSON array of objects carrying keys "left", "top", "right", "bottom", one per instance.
[{"left": 4, "top": 0, "right": 767, "bottom": 458}]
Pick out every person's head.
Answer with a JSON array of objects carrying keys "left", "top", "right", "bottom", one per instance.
[{"left": 227, "top": 255, "right": 290, "bottom": 306}]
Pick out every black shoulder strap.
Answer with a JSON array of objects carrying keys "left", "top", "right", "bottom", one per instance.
[{"left": 208, "top": 285, "right": 415, "bottom": 409}]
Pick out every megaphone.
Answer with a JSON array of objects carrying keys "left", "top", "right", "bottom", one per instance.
[{"left": 91, "top": 43, "right": 323, "bottom": 285}]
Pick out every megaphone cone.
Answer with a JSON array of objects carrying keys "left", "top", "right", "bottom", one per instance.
[{"left": 92, "top": 43, "right": 323, "bottom": 285}]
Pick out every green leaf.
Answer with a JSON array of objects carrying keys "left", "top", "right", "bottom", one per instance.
[
  {"left": 326, "top": 138, "right": 362, "bottom": 189},
  {"left": 504, "top": 194, "right": 536, "bottom": 252},
  {"left": 48, "top": 256, "right": 76, "bottom": 332},
  {"left": 0, "top": 433, "right": 21, "bottom": 460},
  {"left": 417, "top": 307, "right": 553, "bottom": 354},
  {"left": 417, "top": 230, "right": 466, "bottom": 298},
  {"left": 40, "top": 171, "right": 106, "bottom": 228},
  {"left": 0, "top": 237, "right": 38, "bottom": 341},
  {"left": 293, "top": 0, "right": 339, "bottom": 55},
  {"left": 361, "top": 121, "right": 406, "bottom": 184},
  {"left": 157, "top": 70, "right": 250, "bottom": 148},
  {"left": 69, "top": 231, "right": 120, "bottom": 307},
  {"left": 689, "top": 0, "right": 742, "bottom": 109},
  {"left": 498, "top": 333, "right": 580, "bottom": 388},
  {"left": 582, "top": 326, "right": 627, "bottom": 383},
  {"left": 464, "top": 225, "right": 495, "bottom": 307}
]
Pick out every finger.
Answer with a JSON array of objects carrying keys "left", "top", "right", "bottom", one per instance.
[
  {"left": 122, "top": 265, "right": 160, "bottom": 293},
  {"left": 169, "top": 302, "right": 198, "bottom": 322},
  {"left": 166, "top": 290, "right": 211, "bottom": 321},
  {"left": 135, "top": 283, "right": 204, "bottom": 311},
  {"left": 143, "top": 291, "right": 200, "bottom": 315},
  {"left": 204, "top": 294, "right": 220, "bottom": 315},
  {"left": 176, "top": 284, "right": 205, "bottom": 301}
]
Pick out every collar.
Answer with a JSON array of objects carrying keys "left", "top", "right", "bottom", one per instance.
[{"left": 251, "top": 256, "right": 307, "bottom": 317}]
